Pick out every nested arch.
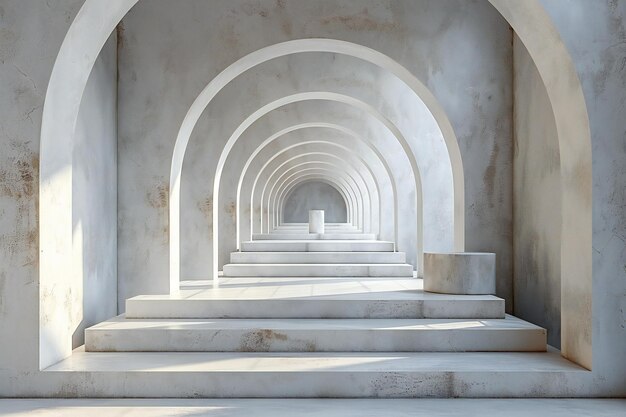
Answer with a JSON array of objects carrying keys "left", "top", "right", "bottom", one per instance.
[
  {"left": 278, "top": 173, "right": 359, "bottom": 228},
  {"left": 252, "top": 145, "right": 383, "bottom": 236},
  {"left": 39, "top": 0, "right": 592, "bottom": 370},
  {"left": 282, "top": 180, "right": 349, "bottom": 224},
  {"left": 266, "top": 160, "right": 370, "bottom": 232},
  {"left": 202, "top": 91, "right": 428, "bottom": 282},
  {"left": 246, "top": 139, "right": 389, "bottom": 240},
  {"left": 241, "top": 123, "right": 400, "bottom": 248}
]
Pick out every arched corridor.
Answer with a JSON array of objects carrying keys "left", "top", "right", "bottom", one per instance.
[{"left": 1, "top": 0, "right": 625, "bottom": 407}]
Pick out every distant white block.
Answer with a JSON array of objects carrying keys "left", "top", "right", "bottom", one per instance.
[
  {"left": 424, "top": 252, "right": 496, "bottom": 295},
  {"left": 309, "top": 210, "right": 324, "bottom": 234}
]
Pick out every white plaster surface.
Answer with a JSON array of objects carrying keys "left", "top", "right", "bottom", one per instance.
[
  {"left": 71, "top": 32, "right": 118, "bottom": 349},
  {"left": 513, "top": 34, "right": 561, "bottom": 348},
  {"left": 424, "top": 252, "right": 496, "bottom": 295},
  {"left": 1, "top": 399, "right": 625, "bottom": 417}
]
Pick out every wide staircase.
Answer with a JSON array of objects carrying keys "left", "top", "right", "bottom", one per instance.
[{"left": 63, "top": 223, "right": 584, "bottom": 397}]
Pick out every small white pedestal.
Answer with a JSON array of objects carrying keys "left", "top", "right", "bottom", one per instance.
[
  {"left": 424, "top": 252, "right": 496, "bottom": 295},
  {"left": 308, "top": 210, "right": 325, "bottom": 234}
]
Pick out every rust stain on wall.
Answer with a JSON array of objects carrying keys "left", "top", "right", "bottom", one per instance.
[
  {"left": 225, "top": 201, "right": 236, "bottom": 222},
  {"left": 146, "top": 181, "right": 169, "bottom": 244},
  {"left": 198, "top": 196, "right": 213, "bottom": 239},
  {"left": 0, "top": 143, "right": 39, "bottom": 268},
  {"left": 198, "top": 196, "right": 213, "bottom": 219},
  {"left": 146, "top": 182, "right": 168, "bottom": 209}
]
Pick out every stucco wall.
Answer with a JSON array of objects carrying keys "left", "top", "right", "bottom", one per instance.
[
  {"left": 116, "top": 0, "right": 513, "bottom": 306},
  {"left": 0, "top": 0, "right": 84, "bottom": 373},
  {"left": 72, "top": 33, "right": 118, "bottom": 348},
  {"left": 539, "top": 0, "right": 626, "bottom": 390},
  {"left": 283, "top": 181, "right": 348, "bottom": 223},
  {"left": 512, "top": 34, "right": 561, "bottom": 348}
]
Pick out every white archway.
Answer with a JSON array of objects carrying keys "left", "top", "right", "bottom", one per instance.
[
  {"left": 241, "top": 123, "right": 401, "bottom": 250},
  {"left": 39, "top": 0, "right": 592, "bottom": 370},
  {"left": 246, "top": 139, "right": 389, "bottom": 241},
  {"left": 255, "top": 148, "right": 381, "bottom": 236}
]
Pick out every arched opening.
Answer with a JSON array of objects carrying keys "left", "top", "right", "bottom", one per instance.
[
  {"left": 38, "top": 0, "right": 592, "bottom": 374},
  {"left": 283, "top": 181, "right": 349, "bottom": 224}
]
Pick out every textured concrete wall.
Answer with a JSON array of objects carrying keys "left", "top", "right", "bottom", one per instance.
[
  {"left": 283, "top": 180, "right": 348, "bottom": 224},
  {"left": 117, "top": 0, "right": 513, "bottom": 306},
  {"left": 0, "top": 0, "right": 84, "bottom": 373},
  {"left": 72, "top": 33, "right": 118, "bottom": 348},
  {"left": 539, "top": 0, "right": 626, "bottom": 390},
  {"left": 512, "top": 35, "right": 561, "bottom": 348}
]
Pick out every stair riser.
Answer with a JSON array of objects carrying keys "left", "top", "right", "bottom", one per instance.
[
  {"left": 230, "top": 252, "right": 406, "bottom": 264},
  {"left": 125, "top": 300, "right": 505, "bottom": 319},
  {"left": 240, "top": 242, "right": 395, "bottom": 252},
  {"left": 222, "top": 264, "right": 414, "bottom": 277},
  {"left": 85, "top": 328, "right": 546, "bottom": 352},
  {"left": 31, "top": 369, "right": 583, "bottom": 398},
  {"left": 253, "top": 234, "right": 377, "bottom": 240}
]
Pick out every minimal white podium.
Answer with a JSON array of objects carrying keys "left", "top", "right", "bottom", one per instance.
[
  {"left": 423, "top": 252, "right": 496, "bottom": 295},
  {"left": 308, "top": 210, "right": 325, "bottom": 234}
]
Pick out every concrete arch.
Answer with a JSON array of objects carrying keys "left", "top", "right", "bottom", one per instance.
[
  {"left": 169, "top": 39, "right": 465, "bottom": 291},
  {"left": 201, "top": 91, "right": 426, "bottom": 284},
  {"left": 248, "top": 141, "right": 386, "bottom": 239},
  {"left": 241, "top": 123, "right": 400, "bottom": 249},
  {"left": 39, "top": 0, "right": 592, "bottom": 369},
  {"left": 265, "top": 160, "right": 371, "bottom": 234},
  {"left": 269, "top": 158, "right": 375, "bottom": 234},
  {"left": 277, "top": 174, "right": 356, "bottom": 229},
  {"left": 276, "top": 171, "right": 362, "bottom": 231}
]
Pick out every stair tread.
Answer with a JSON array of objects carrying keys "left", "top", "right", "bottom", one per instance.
[
  {"left": 88, "top": 315, "right": 543, "bottom": 331},
  {"left": 48, "top": 349, "right": 582, "bottom": 373},
  {"left": 132, "top": 278, "right": 501, "bottom": 301}
]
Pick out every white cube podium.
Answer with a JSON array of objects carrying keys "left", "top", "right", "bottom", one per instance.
[
  {"left": 424, "top": 252, "right": 496, "bottom": 295},
  {"left": 308, "top": 210, "right": 325, "bottom": 234}
]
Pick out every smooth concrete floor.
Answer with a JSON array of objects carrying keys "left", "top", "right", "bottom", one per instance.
[{"left": 0, "top": 399, "right": 624, "bottom": 416}]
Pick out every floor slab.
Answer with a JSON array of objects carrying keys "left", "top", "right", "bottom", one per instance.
[
  {"left": 33, "top": 348, "right": 590, "bottom": 397},
  {"left": 1, "top": 399, "right": 624, "bottom": 417},
  {"left": 1, "top": 399, "right": 625, "bottom": 417}
]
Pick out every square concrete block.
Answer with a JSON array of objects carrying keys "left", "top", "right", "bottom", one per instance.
[{"left": 424, "top": 252, "right": 496, "bottom": 295}]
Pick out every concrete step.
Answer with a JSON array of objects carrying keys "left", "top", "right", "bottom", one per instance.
[
  {"left": 271, "top": 228, "right": 361, "bottom": 233},
  {"left": 85, "top": 315, "right": 546, "bottom": 353},
  {"left": 222, "top": 263, "right": 414, "bottom": 277},
  {"left": 126, "top": 278, "right": 505, "bottom": 319},
  {"left": 230, "top": 251, "right": 407, "bottom": 264},
  {"left": 253, "top": 233, "right": 377, "bottom": 240},
  {"left": 240, "top": 240, "right": 395, "bottom": 252},
  {"left": 44, "top": 349, "right": 586, "bottom": 397}
]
